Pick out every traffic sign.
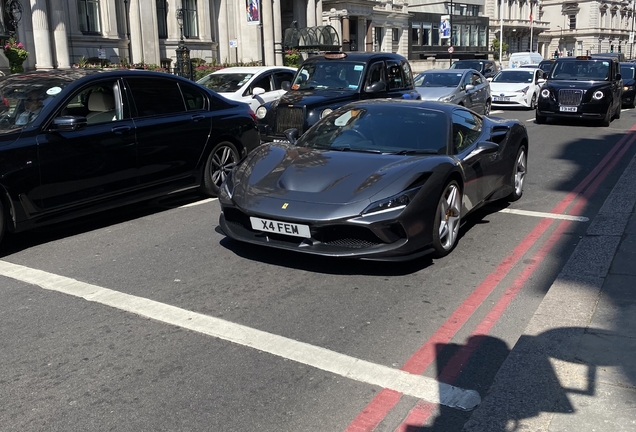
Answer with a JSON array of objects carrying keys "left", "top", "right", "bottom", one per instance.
[{"left": 448, "top": 46, "right": 454, "bottom": 54}]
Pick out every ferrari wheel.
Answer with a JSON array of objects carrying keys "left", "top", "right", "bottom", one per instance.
[
  {"left": 507, "top": 145, "right": 527, "bottom": 202},
  {"left": 432, "top": 180, "right": 462, "bottom": 258},
  {"left": 201, "top": 141, "right": 239, "bottom": 197}
]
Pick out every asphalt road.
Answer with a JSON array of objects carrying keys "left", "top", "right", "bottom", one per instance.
[{"left": 2, "top": 107, "right": 636, "bottom": 432}]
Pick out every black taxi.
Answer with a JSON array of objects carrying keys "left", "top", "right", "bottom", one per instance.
[
  {"left": 536, "top": 55, "right": 622, "bottom": 126},
  {"left": 255, "top": 52, "right": 421, "bottom": 141}
]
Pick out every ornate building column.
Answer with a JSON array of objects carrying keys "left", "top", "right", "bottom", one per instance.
[
  {"left": 307, "top": 0, "right": 316, "bottom": 27},
  {"left": 341, "top": 14, "right": 350, "bottom": 51},
  {"left": 29, "top": 0, "right": 54, "bottom": 69},
  {"left": 128, "top": 0, "right": 144, "bottom": 63},
  {"left": 366, "top": 19, "right": 373, "bottom": 52},
  {"left": 48, "top": 0, "right": 70, "bottom": 68},
  {"left": 273, "top": 0, "right": 283, "bottom": 65},
  {"left": 262, "top": 0, "right": 275, "bottom": 65}
]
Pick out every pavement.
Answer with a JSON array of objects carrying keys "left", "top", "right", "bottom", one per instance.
[{"left": 463, "top": 151, "right": 636, "bottom": 430}]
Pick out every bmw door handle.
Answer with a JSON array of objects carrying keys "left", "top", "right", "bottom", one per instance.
[
  {"left": 191, "top": 115, "right": 206, "bottom": 122},
  {"left": 111, "top": 125, "right": 132, "bottom": 134}
]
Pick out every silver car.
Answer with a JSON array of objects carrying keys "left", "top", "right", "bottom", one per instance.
[{"left": 414, "top": 69, "right": 492, "bottom": 115}]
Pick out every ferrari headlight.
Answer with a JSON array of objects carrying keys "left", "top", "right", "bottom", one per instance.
[
  {"left": 592, "top": 90, "right": 604, "bottom": 100},
  {"left": 321, "top": 108, "right": 333, "bottom": 118},
  {"left": 438, "top": 94, "right": 455, "bottom": 103},
  {"left": 516, "top": 86, "right": 530, "bottom": 94},
  {"left": 362, "top": 187, "right": 421, "bottom": 216},
  {"left": 540, "top": 88, "right": 550, "bottom": 98},
  {"left": 255, "top": 106, "right": 267, "bottom": 119}
]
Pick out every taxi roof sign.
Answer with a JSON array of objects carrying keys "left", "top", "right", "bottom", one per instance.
[{"left": 324, "top": 52, "right": 347, "bottom": 59}]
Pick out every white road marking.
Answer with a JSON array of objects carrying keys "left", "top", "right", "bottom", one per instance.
[
  {"left": 0, "top": 260, "right": 481, "bottom": 411},
  {"left": 526, "top": 118, "right": 536, "bottom": 122},
  {"left": 499, "top": 208, "right": 589, "bottom": 222},
  {"left": 179, "top": 198, "right": 218, "bottom": 208},
  {"left": 490, "top": 110, "right": 504, "bottom": 114}
]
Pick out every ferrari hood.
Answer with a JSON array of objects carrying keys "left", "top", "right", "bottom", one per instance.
[{"left": 232, "top": 143, "right": 433, "bottom": 205}]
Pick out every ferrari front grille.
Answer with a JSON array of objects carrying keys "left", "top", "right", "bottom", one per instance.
[
  {"left": 275, "top": 106, "right": 305, "bottom": 135},
  {"left": 558, "top": 89, "right": 583, "bottom": 106},
  {"left": 322, "top": 238, "right": 381, "bottom": 249}
]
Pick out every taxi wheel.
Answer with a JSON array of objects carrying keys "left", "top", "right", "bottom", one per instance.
[
  {"left": 201, "top": 141, "right": 239, "bottom": 197},
  {"left": 535, "top": 113, "right": 546, "bottom": 124},
  {"left": 601, "top": 109, "right": 611, "bottom": 127}
]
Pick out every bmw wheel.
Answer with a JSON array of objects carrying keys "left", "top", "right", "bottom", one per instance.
[
  {"left": 432, "top": 180, "right": 462, "bottom": 258},
  {"left": 507, "top": 145, "right": 527, "bottom": 202},
  {"left": 201, "top": 141, "right": 239, "bottom": 197}
]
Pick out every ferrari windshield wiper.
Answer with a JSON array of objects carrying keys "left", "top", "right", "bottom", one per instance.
[
  {"left": 330, "top": 146, "right": 382, "bottom": 154},
  {"left": 391, "top": 149, "right": 440, "bottom": 155}
]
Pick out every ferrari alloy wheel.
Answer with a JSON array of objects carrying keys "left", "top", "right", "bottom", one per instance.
[
  {"left": 507, "top": 146, "right": 527, "bottom": 202},
  {"left": 202, "top": 141, "right": 239, "bottom": 197},
  {"left": 432, "top": 180, "right": 462, "bottom": 258}
]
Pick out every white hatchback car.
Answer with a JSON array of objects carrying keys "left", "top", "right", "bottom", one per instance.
[
  {"left": 489, "top": 68, "right": 545, "bottom": 109},
  {"left": 197, "top": 66, "right": 297, "bottom": 111}
]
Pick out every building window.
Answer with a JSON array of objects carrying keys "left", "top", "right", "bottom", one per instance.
[
  {"left": 392, "top": 28, "right": 399, "bottom": 43},
  {"left": 78, "top": 0, "right": 101, "bottom": 34},
  {"left": 157, "top": 0, "right": 168, "bottom": 39},
  {"left": 569, "top": 14, "right": 576, "bottom": 29},
  {"left": 183, "top": 0, "right": 198, "bottom": 38}
]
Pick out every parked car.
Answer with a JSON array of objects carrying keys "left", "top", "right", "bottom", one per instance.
[
  {"left": 489, "top": 68, "right": 545, "bottom": 109},
  {"left": 449, "top": 59, "right": 499, "bottom": 79},
  {"left": 0, "top": 69, "right": 260, "bottom": 243},
  {"left": 219, "top": 99, "right": 528, "bottom": 261},
  {"left": 620, "top": 62, "right": 636, "bottom": 108},
  {"left": 255, "top": 52, "right": 421, "bottom": 142},
  {"left": 197, "top": 66, "right": 297, "bottom": 111},
  {"left": 414, "top": 69, "right": 491, "bottom": 115},
  {"left": 508, "top": 52, "right": 543, "bottom": 69},
  {"left": 536, "top": 55, "right": 623, "bottom": 126}
]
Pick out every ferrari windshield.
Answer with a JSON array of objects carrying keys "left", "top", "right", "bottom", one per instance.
[
  {"left": 291, "top": 61, "right": 365, "bottom": 90},
  {"left": 198, "top": 73, "right": 253, "bottom": 92},
  {"left": 549, "top": 60, "right": 609, "bottom": 80},
  {"left": 492, "top": 70, "right": 535, "bottom": 83},
  {"left": 414, "top": 72, "right": 463, "bottom": 88},
  {"left": 296, "top": 103, "right": 449, "bottom": 154}
]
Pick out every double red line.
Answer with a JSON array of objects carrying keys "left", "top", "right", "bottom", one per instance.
[{"left": 346, "top": 124, "right": 636, "bottom": 432}]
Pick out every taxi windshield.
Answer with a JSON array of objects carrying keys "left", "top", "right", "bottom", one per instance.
[
  {"left": 549, "top": 60, "right": 609, "bottom": 80},
  {"left": 291, "top": 61, "right": 365, "bottom": 91}
]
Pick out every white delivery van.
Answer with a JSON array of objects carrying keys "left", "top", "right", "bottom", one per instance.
[{"left": 508, "top": 52, "right": 544, "bottom": 69}]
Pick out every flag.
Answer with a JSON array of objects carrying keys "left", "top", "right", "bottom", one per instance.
[{"left": 529, "top": 13, "right": 533, "bottom": 23}]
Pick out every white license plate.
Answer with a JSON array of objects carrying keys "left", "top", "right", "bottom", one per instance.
[
  {"left": 494, "top": 97, "right": 510, "bottom": 102},
  {"left": 559, "top": 106, "right": 578, "bottom": 112},
  {"left": 250, "top": 217, "right": 311, "bottom": 238}
]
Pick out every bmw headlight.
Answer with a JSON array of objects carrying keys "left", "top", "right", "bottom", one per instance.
[
  {"left": 321, "top": 108, "right": 333, "bottom": 119},
  {"left": 439, "top": 94, "right": 455, "bottom": 103},
  {"left": 592, "top": 90, "right": 604, "bottom": 100},
  {"left": 362, "top": 187, "right": 421, "bottom": 215},
  {"left": 516, "top": 86, "right": 530, "bottom": 94},
  {"left": 540, "top": 88, "right": 550, "bottom": 98},
  {"left": 255, "top": 106, "right": 267, "bottom": 119}
]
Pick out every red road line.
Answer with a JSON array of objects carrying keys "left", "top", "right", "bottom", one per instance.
[
  {"left": 345, "top": 125, "right": 636, "bottom": 432},
  {"left": 394, "top": 131, "right": 636, "bottom": 429}
]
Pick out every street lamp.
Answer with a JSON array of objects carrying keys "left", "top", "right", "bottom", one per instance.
[
  {"left": 6, "top": 0, "right": 23, "bottom": 41},
  {"left": 557, "top": 25, "right": 563, "bottom": 56},
  {"left": 174, "top": 8, "right": 191, "bottom": 79}
]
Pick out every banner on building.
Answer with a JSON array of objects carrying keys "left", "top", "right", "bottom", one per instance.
[
  {"left": 246, "top": 0, "right": 260, "bottom": 25},
  {"left": 440, "top": 15, "right": 450, "bottom": 39}
]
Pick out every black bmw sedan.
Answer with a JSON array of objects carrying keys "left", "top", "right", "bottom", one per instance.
[{"left": 0, "top": 69, "right": 260, "bottom": 243}]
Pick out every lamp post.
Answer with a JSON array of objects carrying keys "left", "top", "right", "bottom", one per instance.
[
  {"left": 123, "top": 0, "right": 132, "bottom": 63},
  {"left": 499, "top": 0, "right": 504, "bottom": 66},
  {"left": 174, "top": 8, "right": 191, "bottom": 79},
  {"left": 631, "top": 2, "right": 635, "bottom": 59},
  {"left": 6, "top": 0, "right": 23, "bottom": 41},
  {"left": 557, "top": 25, "right": 563, "bottom": 56}
]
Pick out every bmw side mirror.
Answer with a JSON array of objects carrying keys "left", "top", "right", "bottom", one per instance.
[
  {"left": 365, "top": 81, "right": 387, "bottom": 93},
  {"left": 50, "top": 116, "right": 87, "bottom": 132},
  {"left": 282, "top": 81, "right": 291, "bottom": 91}
]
